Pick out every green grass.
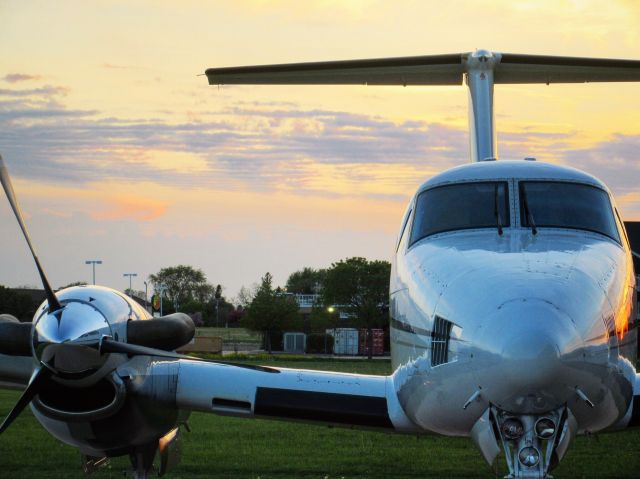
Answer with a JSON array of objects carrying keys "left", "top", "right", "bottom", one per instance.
[{"left": 1, "top": 358, "right": 640, "bottom": 478}]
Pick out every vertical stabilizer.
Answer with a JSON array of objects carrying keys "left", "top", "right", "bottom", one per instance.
[{"left": 463, "top": 51, "right": 500, "bottom": 162}]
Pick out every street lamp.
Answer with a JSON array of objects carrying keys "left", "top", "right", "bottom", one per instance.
[
  {"left": 157, "top": 284, "right": 167, "bottom": 316},
  {"left": 215, "top": 284, "right": 222, "bottom": 328},
  {"left": 123, "top": 273, "right": 137, "bottom": 296},
  {"left": 85, "top": 260, "right": 102, "bottom": 285}
]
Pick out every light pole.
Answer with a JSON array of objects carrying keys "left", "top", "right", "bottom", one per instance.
[
  {"left": 143, "top": 281, "right": 148, "bottom": 311},
  {"left": 157, "top": 284, "right": 167, "bottom": 316},
  {"left": 85, "top": 260, "right": 102, "bottom": 285},
  {"left": 123, "top": 273, "right": 137, "bottom": 296},
  {"left": 215, "top": 284, "right": 222, "bottom": 328}
]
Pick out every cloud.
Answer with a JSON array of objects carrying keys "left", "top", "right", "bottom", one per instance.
[
  {"left": 0, "top": 91, "right": 468, "bottom": 200},
  {"left": 561, "top": 134, "right": 640, "bottom": 196},
  {"left": 2, "top": 84, "right": 639, "bottom": 209},
  {"left": 101, "top": 63, "right": 146, "bottom": 71},
  {"left": 90, "top": 195, "right": 168, "bottom": 221},
  {"left": 3, "top": 73, "right": 43, "bottom": 83},
  {"left": 0, "top": 85, "right": 69, "bottom": 97}
]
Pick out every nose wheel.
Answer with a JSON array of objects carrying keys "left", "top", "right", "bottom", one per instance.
[{"left": 492, "top": 406, "right": 576, "bottom": 478}]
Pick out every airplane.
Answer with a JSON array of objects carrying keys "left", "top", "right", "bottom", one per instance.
[{"left": 2, "top": 49, "right": 640, "bottom": 478}]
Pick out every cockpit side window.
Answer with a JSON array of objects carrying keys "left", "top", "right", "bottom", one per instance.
[
  {"left": 396, "top": 205, "right": 413, "bottom": 253},
  {"left": 614, "top": 207, "right": 630, "bottom": 248},
  {"left": 409, "top": 181, "right": 509, "bottom": 245},
  {"left": 519, "top": 181, "right": 620, "bottom": 243}
]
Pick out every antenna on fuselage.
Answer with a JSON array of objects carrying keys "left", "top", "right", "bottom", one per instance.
[{"left": 205, "top": 51, "right": 640, "bottom": 163}]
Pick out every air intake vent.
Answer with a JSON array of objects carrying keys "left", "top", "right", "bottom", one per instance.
[{"left": 431, "top": 316, "right": 453, "bottom": 367}]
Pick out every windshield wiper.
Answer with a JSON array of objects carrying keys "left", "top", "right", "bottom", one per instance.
[
  {"left": 494, "top": 184, "right": 503, "bottom": 236},
  {"left": 520, "top": 185, "right": 538, "bottom": 235}
]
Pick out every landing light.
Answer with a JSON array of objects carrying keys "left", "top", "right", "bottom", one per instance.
[
  {"left": 501, "top": 417, "right": 524, "bottom": 440},
  {"left": 535, "top": 417, "right": 555, "bottom": 439},
  {"left": 518, "top": 446, "right": 540, "bottom": 467}
]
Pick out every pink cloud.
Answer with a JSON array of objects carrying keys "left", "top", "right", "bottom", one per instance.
[{"left": 4, "top": 73, "right": 43, "bottom": 83}]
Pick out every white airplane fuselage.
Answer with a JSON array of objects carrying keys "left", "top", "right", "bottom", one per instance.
[{"left": 389, "top": 160, "right": 637, "bottom": 437}]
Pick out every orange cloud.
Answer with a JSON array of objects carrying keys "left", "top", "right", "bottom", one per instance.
[
  {"left": 90, "top": 195, "right": 168, "bottom": 222},
  {"left": 14, "top": 180, "right": 169, "bottom": 223}
]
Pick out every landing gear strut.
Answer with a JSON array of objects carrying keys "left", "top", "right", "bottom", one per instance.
[
  {"left": 129, "top": 443, "right": 157, "bottom": 479},
  {"left": 471, "top": 406, "right": 577, "bottom": 478}
]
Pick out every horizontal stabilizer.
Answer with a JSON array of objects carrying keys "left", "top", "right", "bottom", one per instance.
[
  {"left": 495, "top": 53, "right": 640, "bottom": 84},
  {"left": 206, "top": 52, "right": 640, "bottom": 86},
  {"left": 206, "top": 53, "right": 464, "bottom": 86}
]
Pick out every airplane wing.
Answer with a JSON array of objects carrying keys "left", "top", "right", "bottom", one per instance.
[
  {"left": 132, "top": 358, "right": 419, "bottom": 433},
  {"left": 205, "top": 52, "right": 640, "bottom": 86}
]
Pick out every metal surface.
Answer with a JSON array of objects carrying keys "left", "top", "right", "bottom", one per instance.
[
  {"left": 389, "top": 160, "right": 636, "bottom": 443},
  {"left": 464, "top": 50, "right": 499, "bottom": 161}
]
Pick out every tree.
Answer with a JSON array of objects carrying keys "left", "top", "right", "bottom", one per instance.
[
  {"left": 57, "top": 281, "right": 88, "bottom": 290},
  {"left": 322, "top": 257, "right": 391, "bottom": 358},
  {"left": 286, "top": 267, "right": 326, "bottom": 294},
  {"left": 227, "top": 305, "right": 246, "bottom": 327},
  {"left": 235, "top": 284, "right": 257, "bottom": 308},
  {"left": 0, "top": 286, "right": 36, "bottom": 321},
  {"left": 242, "top": 272, "right": 299, "bottom": 353},
  {"left": 148, "top": 265, "right": 212, "bottom": 310}
]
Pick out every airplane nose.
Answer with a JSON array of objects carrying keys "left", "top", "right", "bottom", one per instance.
[
  {"left": 500, "top": 329, "right": 560, "bottom": 391},
  {"left": 472, "top": 299, "right": 583, "bottom": 413}
]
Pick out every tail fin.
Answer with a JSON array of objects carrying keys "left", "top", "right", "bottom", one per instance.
[{"left": 205, "top": 51, "right": 640, "bottom": 162}]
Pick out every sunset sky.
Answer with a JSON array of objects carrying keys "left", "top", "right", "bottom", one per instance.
[{"left": 2, "top": 0, "right": 640, "bottom": 300}]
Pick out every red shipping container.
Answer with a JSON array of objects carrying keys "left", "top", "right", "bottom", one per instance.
[{"left": 358, "top": 328, "right": 385, "bottom": 356}]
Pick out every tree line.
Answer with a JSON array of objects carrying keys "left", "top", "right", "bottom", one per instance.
[
  {"left": 0, "top": 257, "right": 391, "bottom": 357},
  {"left": 242, "top": 257, "right": 391, "bottom": 357}
]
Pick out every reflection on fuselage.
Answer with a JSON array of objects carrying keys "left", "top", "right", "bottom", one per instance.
[{"left": 388, "top": 161, "right": 637, "bottom": 437}]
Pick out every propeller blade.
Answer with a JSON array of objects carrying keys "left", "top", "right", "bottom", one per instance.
[
  {"left": 0, "top": 364, "right": 52, "bottom": 434},
  {"left": 0, "top": 155, "right": 62, "bottom": 313},
  {"left": 99, "top": 338, "right": 279, "bottom": 373}
]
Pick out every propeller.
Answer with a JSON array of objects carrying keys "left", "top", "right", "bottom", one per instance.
[
  {"left": 0, "top": 155, "right": 63, "bottom": 433},
  {"left": 97, "top": 336, "right": 280, "bottom": 373},
  {"left": 0, "top": 154, "right": 61, "bottom": 313},
  {"left": 0, "top": 364, "right": 53, "bottom": 434},
  {"left": 0, "top": 154, "right": 277, "bottom": 437}
]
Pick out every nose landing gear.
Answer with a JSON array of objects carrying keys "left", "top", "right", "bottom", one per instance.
[{"left": 471, "top": 406, "right": 577, "bottom": 478}]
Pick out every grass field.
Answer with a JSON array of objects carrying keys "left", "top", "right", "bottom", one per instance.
[{"left": 1, "top": 357, "right": 640, "bottom": 478}]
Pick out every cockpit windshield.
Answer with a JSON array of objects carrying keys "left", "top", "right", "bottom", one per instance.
[
  {"left": 519, "top": 181, "right": 620, "bottom": 242},
  {"left": 409, "top": 181, "right": 509, "bottom": 245}
]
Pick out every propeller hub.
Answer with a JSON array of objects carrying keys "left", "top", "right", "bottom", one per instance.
[{"left": 34, "top": 300, "right": 113, "bottom": 375}]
